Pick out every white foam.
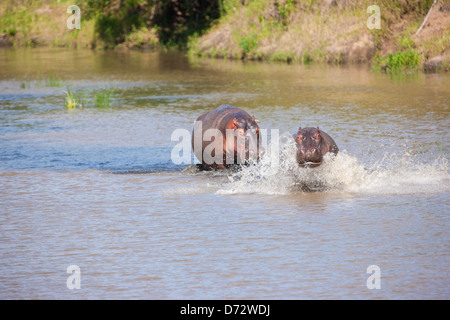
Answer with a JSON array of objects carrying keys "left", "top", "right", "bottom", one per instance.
[{"left": 217, "top": 137, "right": 449, "bottom": 195}]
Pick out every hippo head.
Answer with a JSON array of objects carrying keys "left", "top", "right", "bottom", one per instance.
[
  {"left": 225, "top": 116, "right": 260, "bottom": 164},
  {"left": 294, "top": 127, "right": 324, "bottom": 167}
]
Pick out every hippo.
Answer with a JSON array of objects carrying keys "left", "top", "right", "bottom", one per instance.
[
  {"left": 192, "top": 104, "right": 260, "bottom": 170},
  {"left": 293, "top": 127, "right": 339, "bottom": 167}
]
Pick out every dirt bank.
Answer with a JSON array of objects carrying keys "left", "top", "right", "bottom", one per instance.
[
  {"left": 1, "top": 0, "right": 449, "bottom": 72},
  {"left": 191, "top": 0, "right": 450, "bottom": 72}
]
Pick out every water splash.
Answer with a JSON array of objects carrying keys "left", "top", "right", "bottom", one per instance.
[{"left": 217, "top": 135, "right": 449, "bottom": 195}]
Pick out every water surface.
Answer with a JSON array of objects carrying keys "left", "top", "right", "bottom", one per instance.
[{"left": 0, "top": 48, "right": 449, "bottom": 299}]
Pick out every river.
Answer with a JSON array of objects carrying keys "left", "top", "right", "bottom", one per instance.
[{"left": 0, "top": 48, "right": 449, "bottom": 299}]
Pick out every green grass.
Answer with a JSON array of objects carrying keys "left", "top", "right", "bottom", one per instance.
[
  {"left": 375, "top": 49, "right": 421, "bottom": 74},
  {"left": 20, "top": 81, "right": 30, "bottom": 89},
  {"left": 270, "top": 51, "right": 295, "bottom": 63},
  {"left": 188, "top": 0, "right": 449, "bottom": 73},
  {"left": 64, "top": 87, "right": 81, "bottom": 109},
  {"left": 62, "top": 87, "right": 116, "bottom": 109},
  {"left": 46, "top": 73, "right": 62, "bottom": 87},
  {"left": 93, "top": 89, "right": 114, "bottom": 107},
  {"left": 19, "top": 73, "right": 63, "bottom": 89},
  {"left": 238, "top": 34, "right": 258, "bottom": 55},
  {"left": 34, "top": 73, "right": 63, "bottom": 88},
  {"left": 2, "top": 0, "right": 448, "bottom": 74}
]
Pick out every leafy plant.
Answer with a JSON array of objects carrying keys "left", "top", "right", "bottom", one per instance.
[
  {"left": 64, "top": 87, "right": 81, "bottom": 109},
  {"left": 239, "top": 34, "right": 258, "bottom": 54},
  {"left": 376, "top": 49, "right": 421, "bottom": 73},
  {"left": 276, "top": 0, "right": 295, "bottom": 26}
]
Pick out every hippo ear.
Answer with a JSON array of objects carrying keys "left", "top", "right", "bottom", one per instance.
[
  {"left": 298, "top": 126, "right": 302, "bottom": 133},
  {"left": 226, "top": 117, "right": 238, "bottom": 130},
  {"left": 252, "top": 116, "right": 260, "bottom": 123},
  {"left": 314, "top": 127, "right": 321, "bottom": 140}
]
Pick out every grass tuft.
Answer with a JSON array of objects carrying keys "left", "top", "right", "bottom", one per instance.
[
  {"left": 93, "top": 89, "right": 114, "bottom": 107},
  {"left": 375, "top": 49, "right": 421, "bottom": 74},
  {"left": 64, "top": 87, "right": 82, "bottom": 109}
]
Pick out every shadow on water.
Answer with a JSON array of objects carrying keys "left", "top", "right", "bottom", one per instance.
[{"left": 111, "top": 163, "right": 243, "bottom": 176}]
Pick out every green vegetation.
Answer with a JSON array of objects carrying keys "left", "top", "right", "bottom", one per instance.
[
  {"left": 82, "top": 0, "right": 221, "bottom": 49},
  {"left": 64, "top": 87, "right": 82, "bottom": 109},
  {"left": 1, "top": 0, "right": 449, "bottom": 73},
  {"left": 372, "top": 26, "right": 422, "bottom": 74},
  {"left": 18, "top": 73, "right": 63, "bottom": 89},
  {"left": 190, "top": 0, "right": 449, "bottom": 73},
  {"left": 93, "top": 89, "right": 114, "bottom": 107},
  {"left": 17, "top": 72, "right": 116, "bottom": 109},
  {"left": 46, "top": 73, "right": 63, "bottom": 87},
  {"left": 375, "top": 49, "right": 422, "bottom": 73},
  {"left": 20, "top": 81, "right": 29, "bottom": 89},
  {"left": 62, "top": 85, "right": 117, "bottom": 110},
  {"left": 239, "top": 34, "right": 258, "bottom": 56},
  {"left": 0, "top": 0, "right": 220, "bottom": 49},
  {"left": 191, "top": 0, "right": 375, "bottom": 62}
]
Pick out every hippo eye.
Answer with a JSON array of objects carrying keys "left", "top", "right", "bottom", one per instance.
[{"left": 302, "top": 137, "right": 306, "bottom": 141}]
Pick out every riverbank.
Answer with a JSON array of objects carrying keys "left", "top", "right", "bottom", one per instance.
[
  {"left": 1, "top": 0, "right": 449, "bottom": 73},
  {"left": 190, "top": 0, "right": 450, "bottom": 73}
]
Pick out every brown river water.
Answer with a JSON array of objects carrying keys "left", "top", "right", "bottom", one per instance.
[{"left": 0, "top": 48, "right": 449, "bottom": 299}]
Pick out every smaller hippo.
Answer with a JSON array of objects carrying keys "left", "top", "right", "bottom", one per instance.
[{"left": 293, "top": 127, "right": 339, "bottom": 167}]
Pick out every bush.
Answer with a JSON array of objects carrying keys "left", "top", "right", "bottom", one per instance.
[
  {"left": 238, "top": 34, "right": 258, "bottom": 54},
  {"left": 377, "top": 49, "right": 421, "bottom": 73}
]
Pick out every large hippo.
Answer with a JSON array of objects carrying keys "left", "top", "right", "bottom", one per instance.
[
  {"left": 192, "top": 104, "right": 260, "bottom": 170},
  {"left": 293, "top": 127, "right": 339, "bottom": 167}
]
